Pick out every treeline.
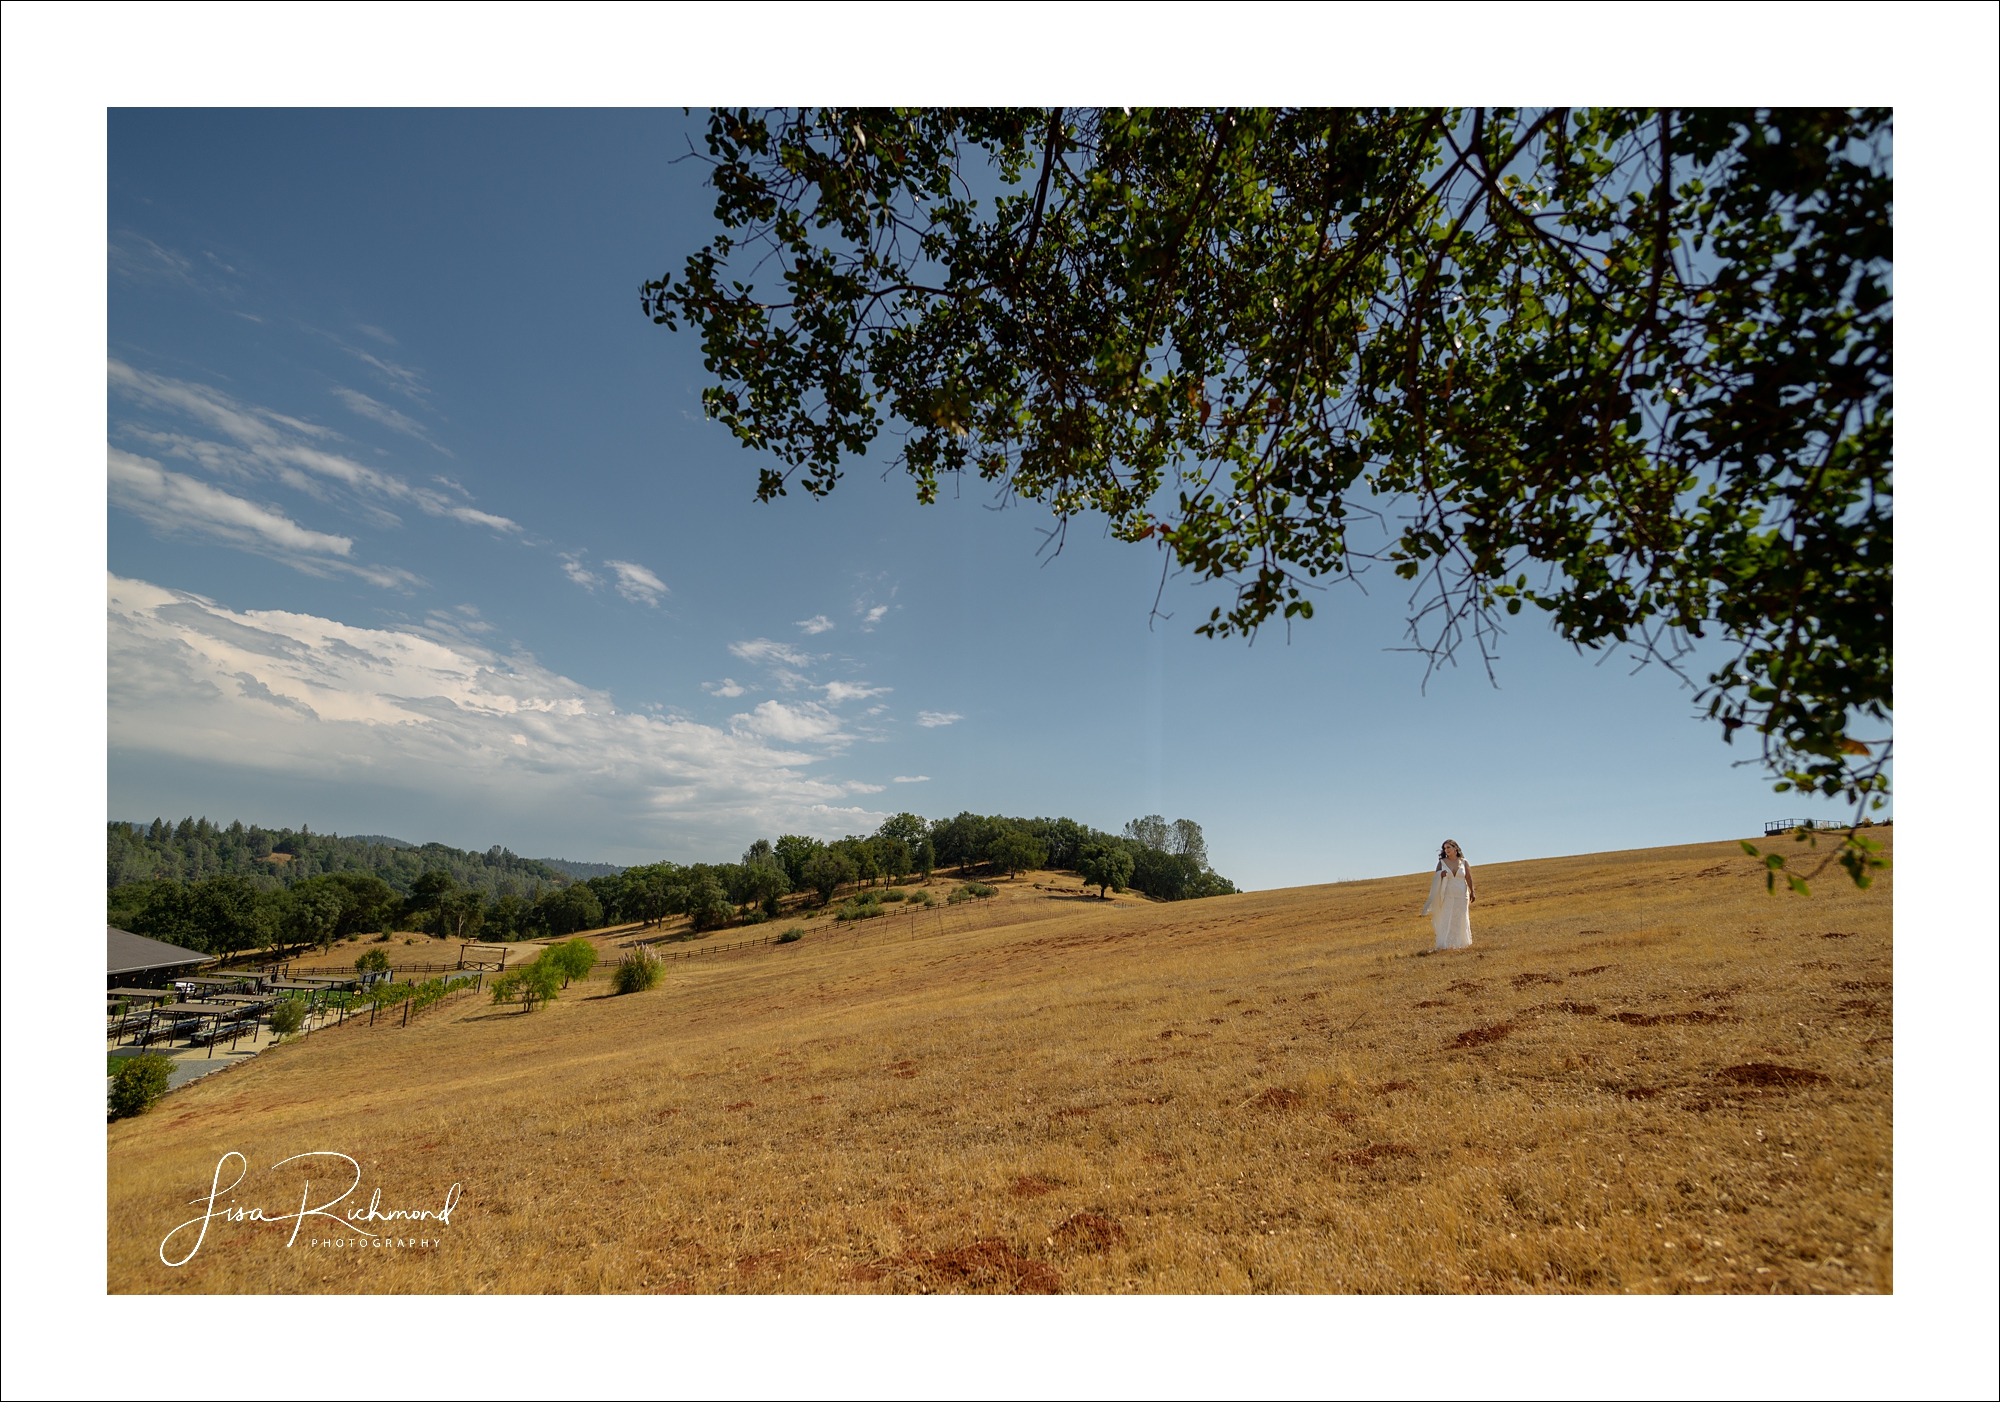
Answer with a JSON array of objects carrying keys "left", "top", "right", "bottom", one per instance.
[
  {"left": 560, "top": 811, "right": 1235, "bottom": 938},
  {"left": 108, "top": 818, "right": 571, "bottom": 898},
  {"left": 106, "top": 810, "right": 1234, "bottom": 956}
]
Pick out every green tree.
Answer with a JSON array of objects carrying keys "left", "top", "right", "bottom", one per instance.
[
  {"left": 267, "top": 999, "right": 308, "bottom": 1039},
  {"left": 773, "top": 834, "right": 821, "bottom": 890},
  {"left": 1077, "top": 844, "right": 1134, "bottom": 899},
  {"left": 682, "top": 871, "right": 735, "bottom": 931},
  {"left": 988, "top": 830, "right": 1048, "bottom": 879},
  {"left": 646, "top": 108, "right": 1892, "bottom": 861},
  {"left": 802, "top": 848, "right": 855, "bottom": 905},
  {"left": 405, "top": 869, "right": 457, "bottom": 935},
  {"left": 354, "top": 947, "right": 391, "bottom": 973},
  {"left": 286, "top": 889, "right": 344, "bottom": 954}
]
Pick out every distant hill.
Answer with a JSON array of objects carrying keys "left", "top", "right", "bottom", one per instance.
[
  {"left": 535, "top": 857, "right": 628, "bottom": 880},
  {"left": 108, "top": 817, "right": 573, "bottom": 899}
]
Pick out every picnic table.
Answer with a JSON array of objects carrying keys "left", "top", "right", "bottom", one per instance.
[
  {"left": 180, "top": 975, "right": 258, "bottom": 991},
  {"left": 107, "top": 987, "right": 173, "bottom": 1002}
]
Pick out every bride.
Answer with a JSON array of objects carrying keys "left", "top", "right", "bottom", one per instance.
[{"left": 1422, "top": 839, "right": 1475, "bottom": 950}]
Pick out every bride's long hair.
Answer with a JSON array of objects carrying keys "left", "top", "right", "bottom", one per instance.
[{"left": 1437, "top": 839, "right": 1465, "bottom": 870}]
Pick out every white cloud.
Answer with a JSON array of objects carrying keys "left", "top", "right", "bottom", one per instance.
[
  {"left": 109, "top": 361, "right": 518, "bottom": 533},
  {"left": 108, "top": 574, "right": 876, "bottom": 839},
  {"left": 605, "top": 559, "right": 669, "bottom": 607},
  {"left": 330, "top": 386, "right": 450, "bottom": 454},
  {"left": 342, "top": 346, "right": 430, "bottom": 402},
  {"left": 859, "top": 605, "right": 890, "bottom": 630},
  {"left": 821, "top": 679, "right": 891, "bottom": 704},
  {"left": 892, "top": 775, "right": 931, "bottom": 784},
  {"left": 730, "top": 699, "right": 849, "bottom": 745},
  {"left": 846, "top": 782, "right": 886, "bottom": 794},
  {"left": 796, "top": 614, "right": 834, "bottom": 634},
  {"left": 916, "top": 711, "right": 963, "bottom": 728},
  {"left": 561, "top": 555, "right": 602, "bottom": 591},
  {"left": 704, "top": 678, "right": 746, "bottom": 698},
  {"left": 355, "top": 324, "right": 398, "bottom": 345},
  {"left": 729, "top": 637, "right": 815, "bottom": 669}
]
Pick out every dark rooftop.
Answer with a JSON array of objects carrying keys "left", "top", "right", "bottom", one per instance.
[{"left": 107, "top": 926, "right": 212, "bottom": 977}]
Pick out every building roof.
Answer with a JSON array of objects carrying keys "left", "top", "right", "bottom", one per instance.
[{"left": 107, "top": 926, "right": 212, "bottom": 976}]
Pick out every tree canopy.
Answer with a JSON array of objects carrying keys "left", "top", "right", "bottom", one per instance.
[{"left": 644, "top": 108, "right": 1891, "bottom": 822}]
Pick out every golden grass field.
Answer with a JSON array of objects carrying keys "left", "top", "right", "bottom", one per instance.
[{"left": 107, "top": 834, "right": 1892, "bottom": 1294}]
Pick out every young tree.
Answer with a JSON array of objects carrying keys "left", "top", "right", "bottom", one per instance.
[
  {"left": 1077, "top": 844, "right": 1134, "bottom": 899},
  {"left": 1124, "top": 815, "right": 1170, "bottom": 852},
  {"left": 544, "top": 938, "right": 598, "bottom": 988},
  {"left": 1169, "top": 819, "right": 1209, "bottom": 871},
  {"left": 646, "top": 108, "right": 1894, "bottom": 846}
]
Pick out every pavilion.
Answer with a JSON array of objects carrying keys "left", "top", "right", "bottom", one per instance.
[{"left": 106, "top": 926, "right": 211, "bottom": 990}]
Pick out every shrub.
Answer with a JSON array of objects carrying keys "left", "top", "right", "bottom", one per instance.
[
  {"left": 372, "top": 931, "right": 392, "bottom": 942},
  {"left": 776, "top": 927, "right": 805, "bottom": 944},
  {"left": 743, "top": 909, "right": 769, "bottom": 924},
  {"left": 108, "top": 1054, "right": 174, "bottom": 1120},
  {"left": 907, "top": 889, "right": 935, "bottom": 908},
  {"left": 611, "top": 947, "right": 664, "bottom": 995},
  {"left": 835, "top": 896, "right": 884, "bottom": 922},
  {"left": 879, "top": 888, "right": 908, "bottom": 902},
  {"left": 948, "top": 882, "right": 998, "bottom": 904},
  {"left": 267, "top": 999, "right": 308, "bottom": 1038},
  {"left": 354, "top": 947, "right": 390, "bottom": 972}
]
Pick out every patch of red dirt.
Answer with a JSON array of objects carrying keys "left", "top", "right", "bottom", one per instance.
[
  {"left": 1008, "top": 1176, "right": 1058, "bottom": 1198},
  {"left": 1511, "top": 972, "right": 1562, "bottom": 989},
  {"left": 1715, "top": 1063, "right": 1830, "bottom": 1089},
  {"left": 1051, "top": 1105, "right": 1097, "bottom": 1120},
  {"left": 884, "top": 1059, "right": 918, "bottom": 1078},
  {"left": 807, "top": 1095, "right": 827, "bottom": 1103},
  {"left": 1373, "top": 1080, "right": 1416, "bottom": 1095},
  {"left": 842, "top": 1263, "right": 886, "bottom": 1283},
  {"left": 1052, "top": 1212, "right": 1125, "bottom": 1251},
  {"left": 1326, "top": 1110, "right": 1357, "bottom": 1126},
  {"left": 1205, "top": 1017, "right": 1224, "bottom": 1025},
  {"left": 1332, "top": 1143, "right": 1419, "bottom": 1167},
  {"left": 1796, "top": 960, "right": 1844, "bottom": 970},
  {"left": 724, "top": 1101, "right": 752, "bottom": 1112},
  {"left": 1240, "top": 1008, "right": 1264, "bottom": 1017},
  {"left": 1568, "top": 965, "right": 1611, "bottom": 977},
  {"left": 1157, "top": 1029, "right": 1180, "bottom": 1040},
  {"left": 1251, "top": 1087, "right": 1303, "bottom": 1111},
  {"left": 901, "top": 1240, "right": 1062, "bottom": 1294},
  {"left": 1555, "top": 1002, "right": 1600, "bottom": 1015},
  {"left": 734, "top": 1249, "right": 790, "bottom": 1275},
  {"left": 1450, "top": 1023, "right": 1514, "bottom": 1048},
  {"left": 1300, "top": 992, "right": 1321, "bottom": 1002},
  {"left": 1837, "top": 1000, "right": 1886, "bottom": 1018},
  {"left": 1446, "top": 980, "right": 1488, "bottom": 995},
  {"left": 1414, "top": 999, "right": 1450, "bottom": 1008},
  {"left": 654, "top": 1107, "right": 681, "bottom": 1121},
  {"left": 1838, "top": 979, "right": 1890, "bottom": 991}
]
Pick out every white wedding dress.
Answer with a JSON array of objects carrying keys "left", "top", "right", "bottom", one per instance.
[{"left": 1422, "top": 858, "right": 1474, "bottom": 950}]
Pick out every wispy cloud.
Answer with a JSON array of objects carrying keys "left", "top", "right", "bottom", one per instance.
[
  {"left": 846, "top": 782, "right": 886, "bottom": 794},
  {"left": 821, "top": 680, "right": 891, "bottom": 704},
  {"left": 109, "top": 361, "right": 518, "bottom": 533},
  {"left": 341, "top": 345, "right": 430, "bottom": 402},
  {"left": 111, "top": 447, "right": 351, "bottom": 557},
  {"left": 605, "top": 560, "right": 669, "bottom": 608},
  {"left": 704, "top": 678, "right": 746, "bottom": 698},
  {"left": 729, "top": 638, "right": 816, "bottom": 669},
  {"left": 795, "top": 614, "right": 834, "bottom": 634},
  {"left": 109, "top": 446, "right": 417, "bottom": 590},
  {"left": 916, "top": 711, "right": 962, "bottom": 728},
  {"left": 355, "top": 324, "right": 398, "bottom": 345},
  {"left": 560, "top": 554, "right": 602, "bottom": 591},
  {"left": 330, "top": 386, "right": 451, "bottom": 455},
  {"left": 892, "top": 774, "right": 931, "bottom": 784},
  {"left": 858, "top": 604, "right": 889, "bottom": 630},
  {"left": 109, "top": 574, "right": 880, "bottom": 842}
]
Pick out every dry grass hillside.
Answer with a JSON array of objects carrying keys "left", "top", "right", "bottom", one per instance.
[{"left": 108, "top": 835, "right": 1892, "bottom": 1295}]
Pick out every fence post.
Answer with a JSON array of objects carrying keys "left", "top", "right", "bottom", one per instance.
[{"left": 402, "top": 996, "right": 410, "bottom": 1028}]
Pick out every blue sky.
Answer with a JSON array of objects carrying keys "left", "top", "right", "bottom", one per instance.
[{"left": 107, "top": 108, "right": 1869, "bottom": 888}]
